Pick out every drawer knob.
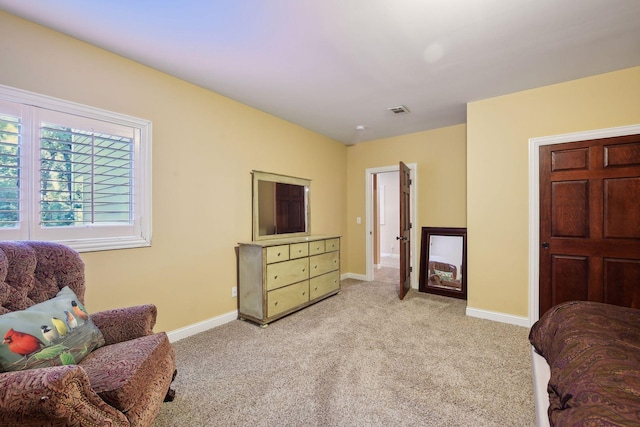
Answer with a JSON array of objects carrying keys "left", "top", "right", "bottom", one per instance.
[
  {"left": 302, "top": 268, "right": 306, "bottom": 272},
  {"left": 314, "top": 265, "right": 317, "bottom": 269},
  {"left": 302, "top": 291, "right": 306, "bottom": 296},
  {"left": 274, "top": 275, "right": 278, "bottom": 279},
  {"left": 274, "top": 301, "right": 278, "bottom": 306}
]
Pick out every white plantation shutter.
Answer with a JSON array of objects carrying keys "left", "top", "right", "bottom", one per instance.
[
  {"left": 39, "top": 124, "right": 134, "bottom": 227},
  {"left": 0, "top": 111, "right": 21, "bottom": 234},
  {"left": 0, "top": 85, "right": 151, "bottom": 251}
]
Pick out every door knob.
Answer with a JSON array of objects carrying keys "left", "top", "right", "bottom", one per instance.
[
  {"left": 541, "top": 242, "right": 549, "bottom": 249},
  {"left": 396, "top": 236, "right": 407, "bottom": 241}
]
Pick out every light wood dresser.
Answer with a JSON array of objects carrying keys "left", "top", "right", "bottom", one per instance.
[{"left": 238, "top": 235, "right": 340, "bottom": 327}]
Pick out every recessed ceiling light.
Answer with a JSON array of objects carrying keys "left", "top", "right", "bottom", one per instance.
[
  {"left": 387, "top": 105, "right": 410, "bottom": 114},
  {"left": 355, "top": 125, "right": 366, "bottom": 131}
]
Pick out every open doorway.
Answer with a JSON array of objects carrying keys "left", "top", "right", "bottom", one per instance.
[
  {"left": 365, "top": 164, "right": 418, "bottom": 290},
  {"left": 373, "top": 171, "right": 400, "bottom": 283}
]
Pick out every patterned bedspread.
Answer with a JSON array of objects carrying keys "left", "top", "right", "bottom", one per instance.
[{"left": 529, "top": 301, "right": 640, "bottom": 426}]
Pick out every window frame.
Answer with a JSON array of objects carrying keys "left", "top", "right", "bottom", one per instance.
[{"left": 0, "top": 84, "right": 152, "bottom": 252}]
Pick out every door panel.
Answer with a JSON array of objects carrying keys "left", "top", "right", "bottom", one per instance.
[
  {"left": 399, "top": 161, "right": 411, "bottom": 300},
  {"left": 275, "top": 183, "right": 305, "bottom": 233},
  {"left": 603, "top": 259, "right": 640, "bottom": 307},
  {"left": 552, "top": 148, "right": 589, "bottom": 171},
  {"left": 604, "top": 142, "right": 640, "bottom": 167},
  {"left": 539, "top": 134, "right": 640, "bottom": 315},
  {"left": 604, "top": 178, "right": 640, "bottom": 238},
  {"left": 551, "top": 255, "right": 589, "bottom": 303},
  {"left": 551, "top": 180, "right": 589, "bottom": 237}
]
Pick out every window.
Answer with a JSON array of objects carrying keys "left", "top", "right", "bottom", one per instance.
[{"left": 0, "top": 85, "right": 151, "bottom": 252}]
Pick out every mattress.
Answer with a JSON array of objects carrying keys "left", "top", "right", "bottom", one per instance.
[
  {"left": 531, "top": 347, "right": 551, "bottom": 427},
  {"left": 529, "top": 301, "right": 640, "bottom": 426}
]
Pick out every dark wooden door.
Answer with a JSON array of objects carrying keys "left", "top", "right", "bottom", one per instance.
[
  {"left": 275, "top": 183, "right": 305, "bottom": 233},
  {"left": 539, "top": 134, "right": 640, "bottom": 316},
  {"left": 399, "top": 161, "right": 411, "bottom": 299}
]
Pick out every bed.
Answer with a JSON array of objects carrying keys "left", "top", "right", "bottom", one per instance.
[{"left": 529, "top": 301, "right": 640, "bottom": 426}]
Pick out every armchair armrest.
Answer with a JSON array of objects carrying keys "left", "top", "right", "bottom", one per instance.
[
  {"left": 91, "top": 304, "right": 157, "bottom": 345},
  {"left": 429, "top": 274, "right": 442, "bottom": 286},
  {"left": 0, "top": 365, "right": 128, "bottom": 426}
]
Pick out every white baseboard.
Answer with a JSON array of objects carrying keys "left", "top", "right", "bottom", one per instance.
[
  {"left": 167, "top": 309, "right": 238, "bottom": 343},
  {"left": 341, "top": 272, "right": 367, "bottom": 281},
  {"left": 466, "top": 306, "right": 529, "bottom": 327}
]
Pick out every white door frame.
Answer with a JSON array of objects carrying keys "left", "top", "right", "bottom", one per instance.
[
  {"left": 365, "top": 163, "right": 418, "bottom": 289},
  {"left": 528, "top": 124, "right": 640, "bottom": 326}
]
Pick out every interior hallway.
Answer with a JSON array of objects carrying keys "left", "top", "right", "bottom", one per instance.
[{"left": 374, "top": 255, "right": 399, "bottom": 284}]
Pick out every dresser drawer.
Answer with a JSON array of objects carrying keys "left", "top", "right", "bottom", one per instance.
[
  {"left": 325, "top": 238, "right": 340, "bottom": 252},
  {"left": 268, "top": 281, "right": 309, "bottom": 317},
  {"left": 309, "top": 251, "right": 339, "bottom": 278},
  {"left": 310, "top": 270, "right": 340, "bottom": 300},
  {"left": 309, "top": 240, "right": 325, "bottom": 255},
  {"left": 289, "top": 242, "right": 309, "bottom": 259},
  {"left": 266, "top": 258, "right": 309, "bottom": 291},
  {"left": 266, "top": 245, "right": 290, "bottom": 264}
]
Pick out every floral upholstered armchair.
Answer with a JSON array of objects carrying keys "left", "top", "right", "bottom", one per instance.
[
  {"left": 428, "top": 260, "right": 460, "bottom": 289},
  {"left": 0, "top": 241, "right": 176, "bottom": 427}
]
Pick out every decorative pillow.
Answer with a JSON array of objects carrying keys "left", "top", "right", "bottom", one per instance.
[
  {"left": 0, "top": 286, "right": 104, "bottom": 372},
  {"left": 434, "top": 269, "right": 454, "bottom": 281}
]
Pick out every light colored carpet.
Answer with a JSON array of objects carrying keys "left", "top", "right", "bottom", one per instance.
[
  {"left": 374, "top": 262, "right": 399, "bottom": 284},
  {"left": 153, "top": 276, "right": 535, "bottom": 427}
]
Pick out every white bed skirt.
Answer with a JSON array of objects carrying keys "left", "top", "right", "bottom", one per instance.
[{"left": 531, "top": 346, "right": 551, "bottom": 427}]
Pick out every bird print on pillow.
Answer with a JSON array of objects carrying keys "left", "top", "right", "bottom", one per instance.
[
  {"left": 2, "top": 328, "right": 44, "bottom": 357},
  {"left": 71, "top": 300, "right": 89, "bottom": 321},
  {"left": 51, "top": 316, "right": 68, "bottom": 337},
  {"left": 40, "top": 325, "right": 59, "bottom": 343},
  {"left": 64, "top": 310, "right": 78, "bottom": 330}
]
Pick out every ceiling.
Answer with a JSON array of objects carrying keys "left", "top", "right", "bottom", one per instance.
[{"left": 1, "top": 1, "right": 639, "bottom": 145}]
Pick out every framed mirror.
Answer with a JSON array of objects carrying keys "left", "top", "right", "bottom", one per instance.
[
  {"left": 252, "top": 171, "right": 311, "bottom": 241},
  {"left": 419, "top": 227, "right": 467, "bottom": 299}
]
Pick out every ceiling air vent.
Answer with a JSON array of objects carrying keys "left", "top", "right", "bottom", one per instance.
[{"left": 387, "top": 105, "right": 410, "bottom": 114}]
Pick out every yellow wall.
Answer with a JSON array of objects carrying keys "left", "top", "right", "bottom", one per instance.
[
  {"left": 0, "top": 12, "right": 347, "bottom": 332},
  {"left": 467, "top": 66, "right": 640, "bottom": 318},
  {"left": 345, "top": 124, "right": 467, "bottom": 276}
]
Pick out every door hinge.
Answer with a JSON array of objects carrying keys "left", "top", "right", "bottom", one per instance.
[
  {"left": 409, "top": 222, "right": 412, "bottom": 229},
  {"left": 410, "top": 266, "right": 413, "bottom": 273},
  {"left": 409, "top": 179, "right": 412, "bottom": 185}
]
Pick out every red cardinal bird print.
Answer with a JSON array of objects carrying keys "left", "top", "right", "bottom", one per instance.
[
  {"left": 2, "top": 328, "right": 44, "bottom": 356},
  {"left": 71, "top": 300, "right": 89, "bottom": 321}
]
